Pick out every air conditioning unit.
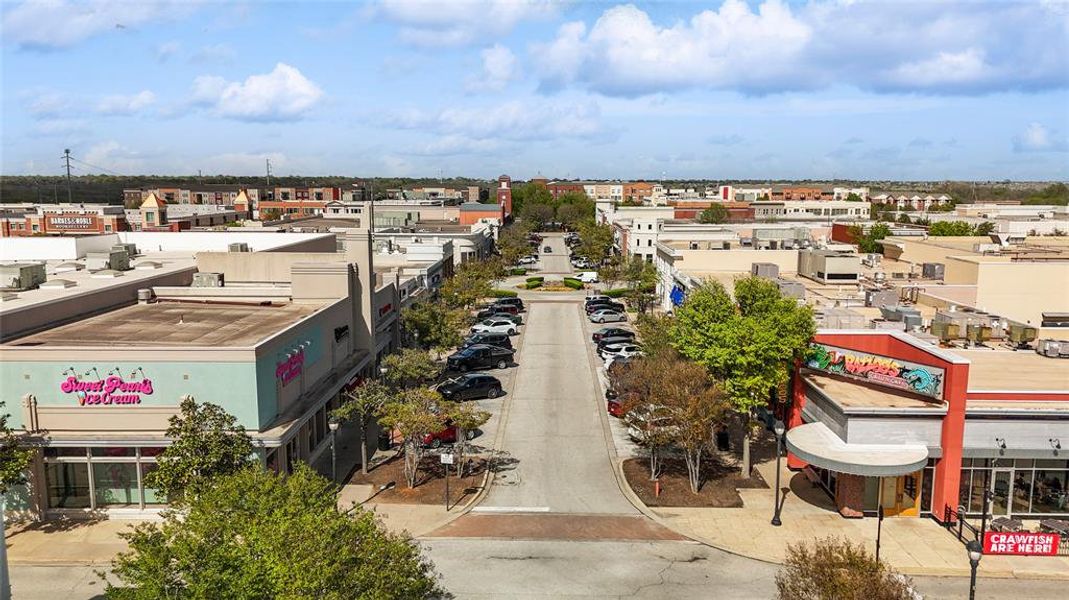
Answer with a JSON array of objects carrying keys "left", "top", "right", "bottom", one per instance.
[
  {"left": 930, "top": 321, "right": 959, "bottom": 342},
  {"left": 112, "top": 243, "right": 138, "bottom": 257},
  {"left": 228, "top": 242, "right": 250, "bottom": 252},
  {"left": 0, "top": 263, "right": 46, "bottom": 291},
  {"left": 86, "top": 249, "right": 130, "bottom": 271},
  {"left": 192, "top": 272, "right": 224, "bottom": 287},
  {"left": 922, "top": 262, "right": 945, "bottom": 279},
  {"left": 1036, "top": 339, "right": 1063, "bottom": 359},
  {"left": 1008, "top": 324, "right": 1038, "bottom": 348},
  {"left": 965, "top": 324, "right": 991, "bottom": 344}
]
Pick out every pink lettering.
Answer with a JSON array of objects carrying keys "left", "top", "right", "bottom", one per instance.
[{"left": 60, "top": 374, "right": 153, "bottom": 406}]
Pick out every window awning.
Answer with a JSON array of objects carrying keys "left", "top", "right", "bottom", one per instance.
[{"left": 785, "top": 422, "right": 929, "bottom": 477}]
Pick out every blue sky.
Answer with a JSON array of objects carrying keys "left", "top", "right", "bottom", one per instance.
[{"left": 2, "top": 0, "right": 1067, "bottom": 180}]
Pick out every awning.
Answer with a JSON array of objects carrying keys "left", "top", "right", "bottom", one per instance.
[{"left": 786, "top": 422, "right": 929, "bottom": 477}]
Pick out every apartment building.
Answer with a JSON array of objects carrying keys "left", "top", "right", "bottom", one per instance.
[{"left": 123, "top": 185, "right": 262, "bottom": 208}]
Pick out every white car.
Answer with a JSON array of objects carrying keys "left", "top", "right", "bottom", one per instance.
[
  {"left": 577, "top": 271, "right": 599, "bottom": 283},
  {"left": 471, "top": 318, "right": 518, "bottom": 336},
  {"left": 517, "top": 256, "right": 537, "bottom": 265},
  {"left": 600, "top": 343, "right": 643, "bottom": 361},
  {"left": 589, "top": 309, "right": 626, "bottom": 323}
]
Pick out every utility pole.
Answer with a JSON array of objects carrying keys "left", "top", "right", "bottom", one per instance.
[
  {"left": 265, "top": 158, "right": 272, "bottom": 187},
  {"left": 63, "top": 148, "right": 73, "bottom": 203}
]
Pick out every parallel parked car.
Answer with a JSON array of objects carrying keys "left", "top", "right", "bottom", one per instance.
[
  {"left": 446, "top": 343, "right": 515, "bottom": 372},
  {"left": 592, "top": 327, "right": 634, "bottom": 343},
  {"left": 589, "top": 309, "right": 626, "bottom": 323},
  {"left": 462, "top": 332, "right": 513, "bottom": 350},
  {"left": 437, "top": 373, "right": 503, "bottom": 400},
  {"left": 600, "top": 342, "right": 643, "bottom": 361},
  {"left": 493, "top": 297, "right": 525, "bottom": 312},
  {"left": 471, "top": 318, "right": 518, "bottom": 336},
  {"left": 422, "top": 421, "right": 476, "bottom": 448}
]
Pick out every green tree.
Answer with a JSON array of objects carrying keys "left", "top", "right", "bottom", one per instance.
[
  {"left": 510, "top": 182, "right": 554, "bottom": 215},
  {"left": 775, "top": 537, "right": 914, "bottom": 600},
  {"left": 850, "top": 222, "right": 891, "bottom": 254},
  {"left": 928, "top": 220, "right": 977, "bottom": 236},
  {"left": 520, "top": 203, "right": 554, "bottom": 230},
  {"left": 0, "top": 402, "right": 32, "bottom": 495},
  {"left": 145, "top": 397, "right": 256, "bottom": 500},
  {"left": 105, "top": 464, "right": 442, "bottom": 599},
  {"left": 376, "top": 389, "right": 446, "bottom": 488},
  {"left": 597, "top": 254, "right": 626, "bottom": 288},
  {"left": 672, "top": 277, "right": 814, "bottom": 477},
  {"left": 896, "top": 213, "right": 912, "bottom": 224},
  {"left": 401, "top": 299, "right": 467, "bottom": 356},
  {"left": 621, "top": 255, "right": 658, "bottom": 314},
  {"left": 440, "top": 262, "right": 494, "bottom": 310},
  {"left": 381, "top": 348, "right": 441, "bottom": 389},
  {"left": 555, "top": 191, "right": 594, "bottom": 229},
  {"left": 845, "top": 192, "right": 863, "bottom": 202},
  {"left": 1024, "top": 182, "right": 1069, "bottom": 206},
  {"left": 332, "top": 380, "right": 391, "bottom": 475},
  {"left": 496, "top": 223, "right": 533, "bottom": 265},
  {"left": 697, "top": 203, "right": 729, "bottom": 224},
  {"left": 975, "top": 221, "right": 996, "bottom": 235},
  {"left": 634, "top": 313, "right": 676, "bottom": 359},
  {"left": 444, "top": 402, "right": 490, "bottom": 477},
  {"left": 577, "top": 221, "right": 614, "bottom": 265}
]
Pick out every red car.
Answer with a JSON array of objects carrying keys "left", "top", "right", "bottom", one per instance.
[
  {"left": 606, "top": 390, "right": 626, "bottom": 418},
  {"left": 421, "top": 422, "right": 476, "bottom": 448}
]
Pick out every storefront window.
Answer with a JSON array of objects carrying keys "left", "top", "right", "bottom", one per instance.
[
  {"left": 44, "top": 447, "right": 88, "bottom": 458},
  {"left": 1013, "top": 470, "right": 1034, "bottom": 513},
  {"left": 139, "top": 464, "right": 167, "bottom": 506},
  {"left": 91, "top": 447, "right": 136, "bottom": 458},
  {"left": 1032, "top": 470, "right": 1068, "bottom": 514},
  {"left": 46, "top": 463, "right": 91, "bottom": 509},
  {"left": 92, "top": 463, "right": 140, "bottom": 507},
  {"left": 139, "top": 447, "right": 166, "bottom": 458}
]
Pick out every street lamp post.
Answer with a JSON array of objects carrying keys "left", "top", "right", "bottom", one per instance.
[
  {"left": 771, "top": 419, "right": 785, "bottom": 527},
  {"left": 967, "top": 539, "right": 983, "bottom": 600},
  {"left": 328, "top": 419, "right": 341, "bottom": 484}
]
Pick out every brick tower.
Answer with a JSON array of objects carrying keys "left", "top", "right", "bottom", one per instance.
[{"left": 496, "top": 174, "right": 512, "bottom": 219}]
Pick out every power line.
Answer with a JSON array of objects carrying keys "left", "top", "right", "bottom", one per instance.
[{"left": 67, "top": 155, "right": 126, "bottom": 177}]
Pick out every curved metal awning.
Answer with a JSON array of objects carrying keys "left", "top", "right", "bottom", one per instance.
[{"left": 786, "top": 422, "right": 929, "bottom": 477}]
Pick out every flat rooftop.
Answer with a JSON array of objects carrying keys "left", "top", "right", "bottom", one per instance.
[
  {"left": 805, "top": 373, "right": 944, "bottom": 410},
  {"left": 6, "top": 300, "right": 317, "bottom": 348},
  {"left": 958, "top": 349, "right": 1069, "bottom": 391}
]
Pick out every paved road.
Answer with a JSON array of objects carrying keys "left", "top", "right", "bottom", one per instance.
[{"left": 535, "top": 233, "right": 573, "bottom": 274}]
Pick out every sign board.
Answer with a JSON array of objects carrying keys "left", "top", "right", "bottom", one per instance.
[
  {"left": 804, "top": 343, "right": 945, "bottom": 399},
  {"left": 61, "top": 375, "right": 154, "bottom": 406},
  {"left": 46, "top": 215, "right": 97, "bottom": 230},
  {"left": 275, "top": 348, "right": 305, "bottom": 385},
  {"left": 983, "top": 531, "right": 1060, "bottom": 556},
  {"left": 439, "top": 453, "right": 454, "bottom": 465}
]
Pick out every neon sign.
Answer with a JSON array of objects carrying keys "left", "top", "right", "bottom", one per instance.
[
  {"left": 276, "top": 348, "right": 304, "bottom": 385},
  {"left": 805, "top": 343, "right": 944, "bottom": 398},
  {"left": 61, "top": 376, "right": 154, "bottom": 406}
]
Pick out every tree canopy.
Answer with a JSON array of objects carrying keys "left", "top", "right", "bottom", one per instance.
[
  {"left": 928, "top": 220, "right": 992, "bottom": 236},
  {"left": 106, "top": 464, "right": 442, "bottom": 599},
  {"left": 145, "top": 397, "right": 256, "bottom": 500},
  {"left": 775, "top": 537, "right": 914, "bottom": 600},
  {"left": 401, "top": 299, "right": 467, "bottom": 356},
  {"left": 576, "top": 221, "right": 614, "bottom": 265},
  {"left": 0, "top": 401, "right": 32, "bottom": 496},
  {"left": 850, "top": 222, "right": 891, "bottom": 254},
  {"left": 697, "top": 203, "right": 729, "bottom": 224},
  {"left": 381, "top": 348, "right": 441, "bottom": 389}
]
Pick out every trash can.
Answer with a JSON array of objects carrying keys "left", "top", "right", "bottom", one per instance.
[
  {"left": 377, "top": 431, "right": 392, "bottom": 451},
  {"left": 715, "top": 429, "right": 730, "bottom": 452}
]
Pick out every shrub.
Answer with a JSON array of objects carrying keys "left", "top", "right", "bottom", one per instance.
[
  {"left": 525, "top": 276, "right": 544, "bottom": 283},
  {"left": 562, "top": 278, "right": 583, "bottom": 290},
  {"left": 603, "top": 288, "right": 629, "bottom": 298},
  {"left": 525, "top": 280, "right": 543, "bottom": 289},
  {"left": 509, "top": 268, "right": 528, "bottom": 276},
  {"left": 775, "top": 537, "right": 914, "bottom": 600},
  {"left": 488, "top": 289, "right": 518, "bottom": 298}
]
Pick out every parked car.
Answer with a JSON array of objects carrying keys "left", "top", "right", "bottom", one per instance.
[
  {"left": 447, "top": 343, "right": 515, "bottom": 372},
  {"left": 436, "top": 373, "right": 503, "bottom": 401},
  {"left": 597, "top": 336, "right": 638, "bottom": 352},
  {"left": 517, "top": 256, "right": 537, "bottom": 265},
  {"left": 604, "top": 355, "right": 634, "bottom": 372},
  {"left": 600, "top": 342, "right": 643, "bottom": 361},
  {"left": 422, "top": 421, "right": 476, "bottom": 449},
  {"left": 626, "top": 407, "right": 678, "bottom": 444},
  {"left": 577, "top": 271, "right": 599, "bottom": 283},
  {"left": 462, "top": 331, "right": 513, "bottom": 350},
  {"left": 488, "top": 303, "right": 520, "bottom": 316},
  {"left": 476, "top": 308, "right": 522, "bottom": 324},
  {"left": 543, "top": 245, "right": 553, "bottom": 253},
  {"left": 493, "top": 297, "right": 525, "bottom": 312},
  {"left": 471, "top": 318, "right": 517, "bottom": 336},
  {"left": 592, "top": 327, "right": 634, "bottom": 343},
  {"left": 590, "top": 309, "right": 626, "bottom": 323},
  {"left": 605, "top": 390, "right": 626, "bottom": 418},
  {"left": 585, "top": 301, "right": 624, "bottom": 314},
  {"left": 585, "top": 294, "right": 611, "bottom": 305}
]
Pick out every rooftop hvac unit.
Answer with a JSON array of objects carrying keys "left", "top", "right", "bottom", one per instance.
[
  {"left": 862, "top": 253, "right": 881, "bottom": 268},
  {"left": 891, "top": 272, "right": 908, "bottom": 279},
  {"left": 86, "top": 249, "right": 130, "bottom": 272},
  {"left": 930, "top": 321, "right": 960, "bottom": 342},
  {"left": 965, "top": 324, "right": 991, "bottom": 344},
  {"left": 751, "top": 262, "right": 779, "bottom": 279},
  {"left": 902, "top": 314, "right": 923, "bottom": 330},
  {"left": 775, "top": 278, "right": 805, "bottom": 299},
  {"left": 870, "top": 319, "right": 906, "bottom": 331},
  {"left": 866, "top": 289, "right": 898, "bottom": 309},
  {"left": 922, "top": 262, "right": 945, "bottom": 280},
  {"left": 0, "top": 263, "right": 46, "bottom": 291},
  {"left": 112, "top": 242, "right": 138, "bottom": 257},
  {"left": 1008, "top": 324, "right": 1038, "bottom": 349},
  {"left": 1035, "top": 339, "right": 1065, "bottom": 359},
  {"left": 1040, "top": 312, "right": 1069, "bottom": 328},
  {"left": 192, "top": 272, "right": 224, "bottom": 287},
  {"left": 229, "top": 242, "right": 251, "bottom": 253}
]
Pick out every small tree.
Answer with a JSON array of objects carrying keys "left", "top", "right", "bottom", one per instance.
[
  {"left": 610, "top": 355, "right": 678, "bottom": 480},
  {"left": 697, "top": 203, "right": 729, "bottom": 224},
  {"left": 106, "top": 464, "right": 442, "bottom": 599},
  {"left": 496, "top": 223, "right": 533, "bottom": 265},
  {"left": 0, "top": 401, "right": 32, "bottom": 495},
  {"left": 845, "top": 192, "right": 863, "bottom": 202},
  {"left": 520, "top": 203, "right": 554, "bottom": 230},
  {"left": 331, "top": 380, "right": 391, "bottom": 475},
  {"left": 376, "top": 389, "right": 445, "bottom": 488},
  {"left": 381, "top": 348, "right": 440, "bottom": 389},
  {"left": 146, "top": 397, "right": 256, "bottom": 500},
  {"left": 775, "top": 537, "right": 914, "bottom": 600},
  {"left": 621, "top": 255, "right": 658, "bottom": 313},
  {"left": 634, "top": 313, "right": 676, "bottom": 359},
  {"left": 660, "top": 361, "right": 728, "bottom": 493},
  {"left": 577, "top": 221, "right": 614, "bottom": 265},
  {"left": 440, "top": 262, "right": 494, "bottom": 310},
  {"left": 444, "top": 402, "right": 490, "bottom": 477},
  {"left": 402, "top": 300, "right": 466, "bottom": 356},
  {"left": 597, "top": 255, "right": 625, "bottom": 289}
]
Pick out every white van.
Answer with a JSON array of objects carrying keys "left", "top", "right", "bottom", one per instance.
[{"left": 577, "top": 271, "right": 599, "bottom": 283}]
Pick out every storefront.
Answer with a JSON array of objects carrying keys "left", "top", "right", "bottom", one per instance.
[{"left": 784, "top": 331, "right": 1069, "bottom": 522}]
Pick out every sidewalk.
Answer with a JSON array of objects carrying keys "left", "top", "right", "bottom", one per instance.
[
  {"left": 5, "top": 518, "right": 138, "bottom": 565},
  {"left": 643, "top": 455, "right": 1069, "bottom": 580}
]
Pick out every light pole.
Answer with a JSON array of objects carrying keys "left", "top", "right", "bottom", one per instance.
[
  {"left": 328, "top": 418, "right": 340, "bottom": 484},
  {"left": 771, "top": 419, "right": 785, "bottom": 526},
  {"left": 967, "top": 539, "right": 983, "bottom": 600}
]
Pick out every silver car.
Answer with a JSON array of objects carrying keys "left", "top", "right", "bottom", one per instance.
[{"left": 589, "top": 309, "right": 626, "bottom": 323}]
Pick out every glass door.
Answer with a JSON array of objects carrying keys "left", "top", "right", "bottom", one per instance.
[{"left": 991, "top": 469, "right": 1013, "bottom": 517}]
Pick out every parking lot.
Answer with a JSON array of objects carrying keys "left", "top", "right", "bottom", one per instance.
[{"left": 579, "top": 298, "right": 643, "bottom": 462}]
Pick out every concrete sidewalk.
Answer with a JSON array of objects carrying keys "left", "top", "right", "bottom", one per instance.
[
  {"left": 642, "top": 456, "right": 1069, "bottom": 580},
  {"left": 5, "top": 518, "right": 138, "bottom": 565}
]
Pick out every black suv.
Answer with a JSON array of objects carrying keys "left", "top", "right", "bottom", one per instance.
[
  {"left": 446, "top": 344, "right": 515, "bottom": 372},
  {"left": 585, "top": 300, "right": 625, "bottom": 314},
  {"left": 462, "top": 332, "right": 513, "bottom": 350},
  {"left": 493, "top": 297, "right": 525, "bottom": 312},
  {"left": 437, "top": 374, "right": 503, "bottom": 400},
  {"left": 592, "top": 327, "right": 634, "bottom": 343}
]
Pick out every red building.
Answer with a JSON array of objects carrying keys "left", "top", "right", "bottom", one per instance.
[
  {"left": 496, "top": 175, "right": 513, "bottom": 219},
  {"left": 782, "top": 331, "right": 1068, "bottom": 523},
  {"left": 0, "top": 204, "right": 129, "bottom": 237}
]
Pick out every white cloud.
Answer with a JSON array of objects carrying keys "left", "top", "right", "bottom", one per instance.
[
  {"left": 387, "top": 99, "right": 608, "bottom": 142},
  {"left": 408, "top": 136, "right": 504, "bottom": 156},
  {"left": 376, "top": 0, "right": 557, "bottom": 47},
  {"left": 156, "top": 41, "right": 181, "bottom": 62},
  {"left": 96, "top": 90, "right": 156, "bottom": 115},
  {"left": 25, "top": 91, "right": 69, "bottom": 117},
  {"left": 531, "top": 0, "right": 1069, "bottom": 96},
  {"left": 190, "top": 43, "right": 236, "bottom": 65},
  {"left": 32, "top": 118, "right": 90, "bottom": 136},
  {"left": 1013, "top": 123, "right": 1068, "bottom": 153},
  {"left": 189, "top": 63, "right": 325, "bottom": 121},
  {"left": 467, "top": 44, "right": 518, "bottom": 92},
  {"left": 1, "top": 0, "right": 196, "bottom": 49},
  {"left": 83, "top": 140, "right": 146, "bottom": 173}
]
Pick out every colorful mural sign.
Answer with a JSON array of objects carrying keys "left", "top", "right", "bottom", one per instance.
[
  {"left": 276, "top": 348, "right": 305, "bottom": 385},
  {"left": 61, "top": 376, "right": 154, "bottom": 406},
  {"left": 805, "top": 344, "right": 944, "bottom": 399},
  {"left": 984, "top": 532, "right": 1060, "bottom": 556}
]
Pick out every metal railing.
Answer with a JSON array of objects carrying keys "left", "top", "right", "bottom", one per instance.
[{"left": 943, "top": 505, "right": 1069, "bottom": 557}]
